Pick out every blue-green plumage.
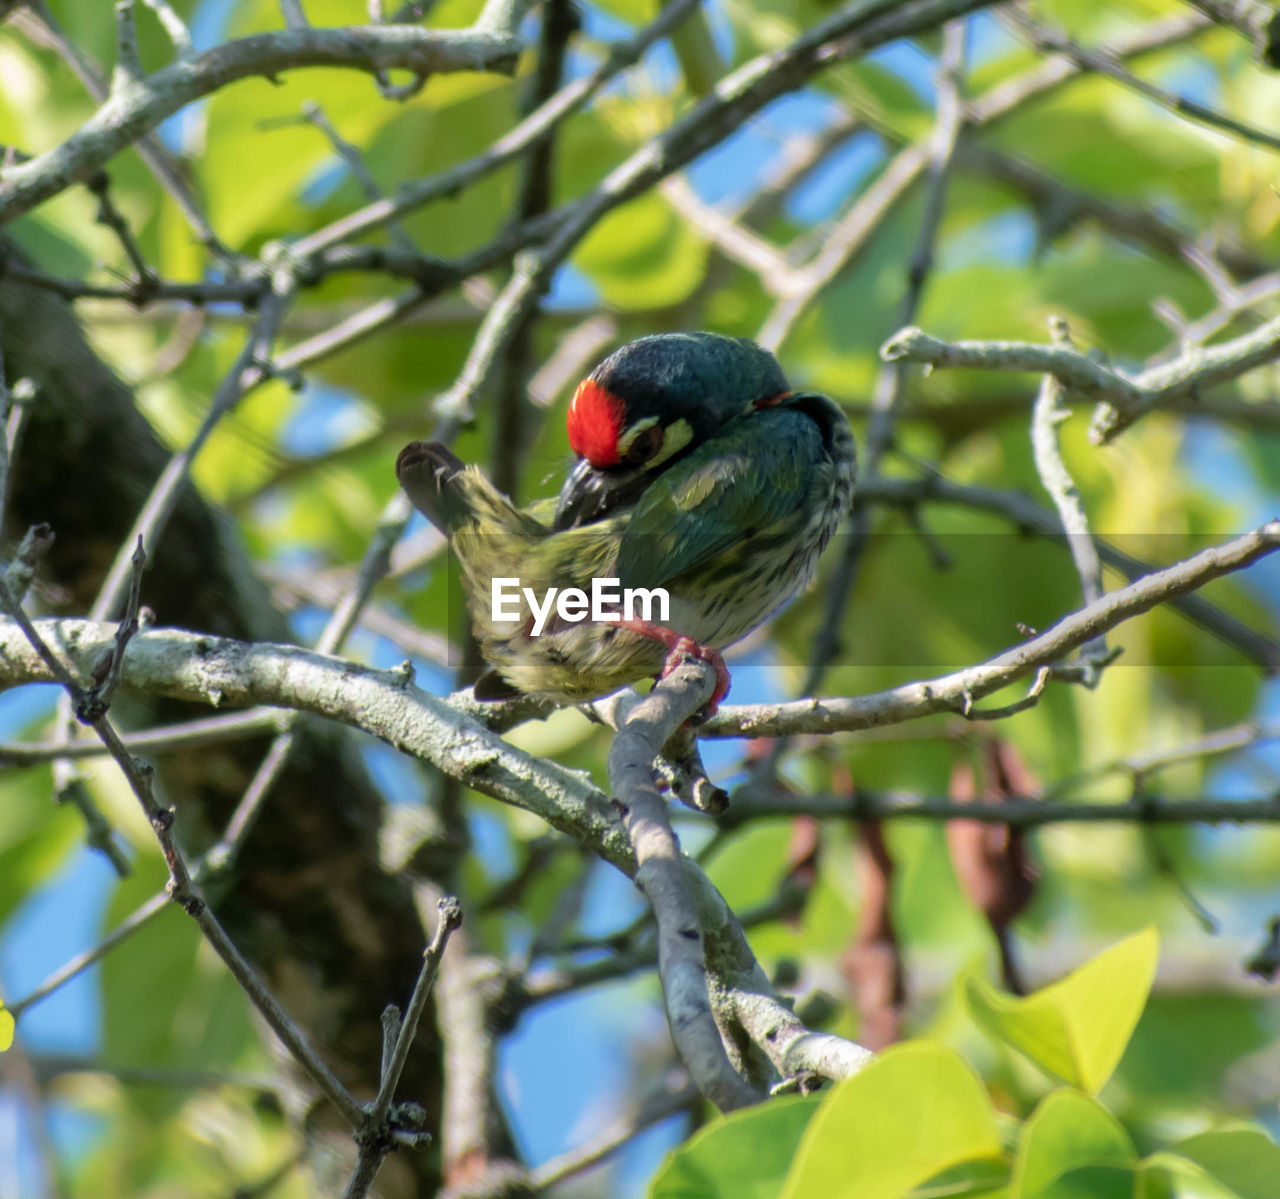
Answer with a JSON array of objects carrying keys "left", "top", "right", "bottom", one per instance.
[{"left": 397, "top": 333, "right": 855, "bottom": 704}]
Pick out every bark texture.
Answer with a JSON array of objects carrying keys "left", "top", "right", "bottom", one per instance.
[{"left": 0, "top": 235, "right": 445, "bottom": 1193}]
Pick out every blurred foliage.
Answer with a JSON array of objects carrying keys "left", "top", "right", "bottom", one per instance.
[
  {"left": 653, "top": 937, "right": 1279, "bottom": 1198},
  {"left": 2, "top": 0, "right": 1280, "bottom": 1194}
]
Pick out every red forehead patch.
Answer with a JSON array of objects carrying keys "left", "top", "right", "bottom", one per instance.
[
  {"left": 753, "top": 390, "right": 792, "bottom": 409},
  {"left": 567, "top": 378, "right": 626, "bottom": 467}
]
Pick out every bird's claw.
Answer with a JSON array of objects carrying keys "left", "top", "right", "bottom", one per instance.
[
  {"left": 659, "top": 636, "right": 731, "bottom": 718},
  {"left": 614, "top": 617, "right": 731, "bottom": 718}
]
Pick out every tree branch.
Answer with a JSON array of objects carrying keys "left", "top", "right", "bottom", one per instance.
[
  {"left": 879, "top": 313, "right": 1280, "bottom": 443},
  {"left": 1187, "top": 0, "right": 1280, "bottom": 66},
  {"left": 3, "top": 528, "right": 1274, "bottom": 755},
  {"left": 1029, "top": 316, "right": 1109, "bottom": 682},
  {"left": 857, "top": 473, "right": 1280, "bottom": 672},
  {"left": 1002, "top": 7, "right": 1280, "bottom": 152},
  {"left": 702, "top": 522, "right": 1280, "bottom": 737},
  {"left": 0, "top": 8, "right": 531, "bottom": 222},
  {"left": 432, "top": 0, "right": 997, "bottom": 424},
  {"left": 721, "top": 790, "right": 1280, "bottom": 827},
  {"left": 608, "top": 657, "right": 761, "bottom": 1110}
]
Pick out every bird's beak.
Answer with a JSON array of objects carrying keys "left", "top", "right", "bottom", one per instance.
[{"left": 553, "top": 457, "right": 649, "bottom": 529}]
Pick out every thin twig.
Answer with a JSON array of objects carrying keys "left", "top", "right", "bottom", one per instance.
[
  {"left": 1003, "top": 7, "right": 1280, "bottom": 154},
  {"left": 857, "top": 472, "right": 1280, "bottom": 672},
  {"left": 1030, "top": 317, "right": 1109, "bottom": 684},
  {"left": 0, "top": 592, "right": 365, "bottom": 1130},
  {"left": 790, "top": 21, "right": 968, "bottom": 712},
  {"left": 879, "top": 312, "right": 1280, "bottom": 443},
  {"left": 372, "top": 897, "right": 461, "bottom": 1122},
  {"left": 290, "top": 0, "right": 706, "bottom": 259},
  {"left": 140, "top": 0, "right": 195, "bottom": 58},
  {"left": 89, "top": 288, "right": 291, "bottom": 623},
  {"left": 111, "top": 0, "right": 144, "bottom": 89},
  {"left": 1050, "top": 719, "right": 1280, "bottom": 797},
  {"left": 721, "top": 789, "right": 1280, "bottom": 827},
  {"left": 0, "top": 707, "right": 288, "bottom": 766},
  {"left": 299, "top": 104, "right": 417, "bottom": 254},
  {"left": 702, "top": 521, "right": 1280, "bottom": 737},
  {"left": 528, "top": 1073, "right": 699, "bottom": 1189},
  {"left": 77, "top": 536, "right": 146, "bottom": 720},
  {"left": 341, "top": 897, "right": 463, "bottom": 1199},
  {"left": 203, "top": 494, "right": 413, "bottom": 873},
  {"left": 84, "top": 172, "right": 159, "bottom": 303},
  {"left": 6, "top": 892, "right": 169, "bottom": 1019},
  {"left": 0, "top": 7, "right": 534, "bottom": 221}
]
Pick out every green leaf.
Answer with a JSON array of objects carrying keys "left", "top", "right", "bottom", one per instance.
[
  {"left": 965, "top": 928, "right": 1159, "bottom": 1093},
  {"left": 1013, "top": 1089, "right": 1135, "bottom": 1198},
  {"left": 0, "top": 1003, "right": 13, "bottom": 1051},
  {"left": 911, "top": 1157, "right": 1012, "bottom": 1199},
  {"left": 649, "top": 1093, "right": 820, "bottom": 1199},
  {"left": 780, "top": 1043, "right": 1003, "bottom": 1199},
  {"left": 575, "top": 191, "right": 708, "bottom": 309},
  {"left": 1146, "top": 1129, "right": 1280, "bottom": 1199}
]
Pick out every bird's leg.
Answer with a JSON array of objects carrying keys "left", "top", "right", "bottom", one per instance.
[{"left": 615, "top": 618, "right": 731, "bottom": 714}]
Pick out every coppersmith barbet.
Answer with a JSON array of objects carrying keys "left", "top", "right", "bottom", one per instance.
[{"left": 396, "top": 332, "right": 856, "bottom": 708}]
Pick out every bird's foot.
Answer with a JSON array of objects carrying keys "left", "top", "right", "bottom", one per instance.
[
  {"left": 616, "top": 619, "right": 730, "bottom": 717},
  {"left": 659, "top": 637, "right": 731, "bottom": 715}
]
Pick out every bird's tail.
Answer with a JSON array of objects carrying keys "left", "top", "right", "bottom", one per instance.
[{"left": 396, "top": 441, "right": 541, "bottom": 537}]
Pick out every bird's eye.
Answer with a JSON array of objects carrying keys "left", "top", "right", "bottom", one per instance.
[{"left": 624, "top": 424, "right": 664, "bottom": 466}]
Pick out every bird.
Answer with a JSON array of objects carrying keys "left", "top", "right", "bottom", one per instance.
[{"left": 396, "top": 331, "right": 856, "bottom": 711}]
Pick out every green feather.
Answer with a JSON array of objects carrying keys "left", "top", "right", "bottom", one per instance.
[{"left": 615, "top": 407, "right": 825, "bottom": 591}]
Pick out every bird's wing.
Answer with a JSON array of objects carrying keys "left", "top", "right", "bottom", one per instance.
[{"left": 614, "top": 407, "right": 825, "bottom": 591}]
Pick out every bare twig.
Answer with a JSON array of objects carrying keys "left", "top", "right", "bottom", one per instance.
[
  {"left": 1029, "top": 317, "right": 1109, "bottom": 684},
  {"left": 964, "top": 11, "right": 1211, "bottom": 126},
  {"left": 757, "top": 141, "right": 932, "bottom": 352},
  {"left": 290, "top": 0, "right": 706, "bottom": 259},
  {"left": 1050, "top": 719, "right": 1280, "bottom": 797},
  {"left": 857, "top": 472, "right": 1280, "bottom": 672},
  {"left": 341, "top": 897, "right": 463, "bottom": 1199},
  {"left": 6, "top": 892, "right": 169, "bottom": 1019},
  {"left": 0, "top": 6, "right": 533, "bottom": 221},
  {"left": 879, "top": 314, "right": 1280, "bottom": 443},
  {"left": 489, "top": 0, "right": 576, "bottom": 499},
  {"left": 528, "top": 1072, "right": 699, "bottom": 1189},
  {"left": 77, "top": 536, "right": 146, "bottom": 721},
  {"left": 111, "top": 0, "right": 144, "bottom": 89},
  {"left": 89, "top": 289, "right": 290, "bottom": 623},
  {"left": 83, "top": 172, "right": 159, "bottom": 302},
  {"left": 722, "top": 788, "right": 1280, "bottom": 828},
  {"left": 608, "top": 657, "right": 760, "bottom": 1110},
  {"left": 0, "top": 595, "right": 364, "bottom": 1130},
  {"left": 702, "top": 522, "right": 1280, "bottom": 737},
  {"left": 203, "top": 495, "right": 413, "bottom": 873},
  {"left": 299, "top": 103, "right": 417, "bottom": 254},
  {"left": 791, "top": 22, "right": 968, "bottom": 708},
  {"left": 0, "top": 706, "right": 286, "bottom": 766},
  {"left": 1002, "top": 7, "right": 1280, "bottom": 154},
  {"left": 140, "top": 0, "right": 195, "bottom": 59}
]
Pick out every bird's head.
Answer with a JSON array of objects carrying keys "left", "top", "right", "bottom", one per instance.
[{"left": 553, "top": 332, "right": 790, "bottom": 528}]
